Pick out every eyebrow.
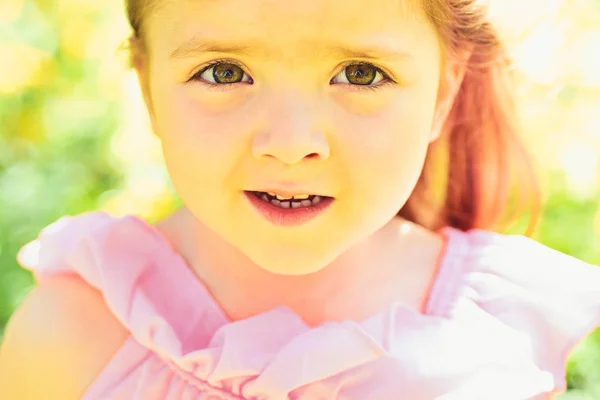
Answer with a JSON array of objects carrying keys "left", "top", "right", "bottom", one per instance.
[
  {"left": 324, "top": 44, "right": 413, "bottom": 61},
  {"left": 169, "top": 38, "right": 413, "bottom": 61},
  {"left": 170, "top": 39, "right": 255, "bottom": 59}
]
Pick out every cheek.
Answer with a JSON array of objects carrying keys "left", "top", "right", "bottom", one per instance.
[
  {"left": 155, "top": 87, "right": 243, "bottom": 151},
  {"left": 339, "top": 90, "right": 435, "bottom": 166},
  {"left": 331, "top": 87, "right": 437, "bottom": 217},
  {"left": 151, "top": 86, "right": 252, "bottom": 196}
]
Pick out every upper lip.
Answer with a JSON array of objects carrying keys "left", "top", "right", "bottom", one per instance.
[{"left": 249, "top": 188, "right": 331, "bottom": 198}]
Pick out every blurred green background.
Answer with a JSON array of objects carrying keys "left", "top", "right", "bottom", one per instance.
[{"left": 1, "top": 0, "right": 599, "bottom": 398}]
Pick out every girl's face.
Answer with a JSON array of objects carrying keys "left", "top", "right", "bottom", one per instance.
[{"left": 136, "top": 0, "right": 447, "bottom": 275}]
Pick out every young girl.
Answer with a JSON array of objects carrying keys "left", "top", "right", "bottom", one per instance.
[{"left": 1, "top": 0, "right": 599, "bottom": 399}]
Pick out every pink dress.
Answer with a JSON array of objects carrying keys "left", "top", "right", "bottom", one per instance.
[{"left": 17, "top": 212, "right": 600, "bottom": 400}]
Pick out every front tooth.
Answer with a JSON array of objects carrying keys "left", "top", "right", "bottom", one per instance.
[
  {"left": 268, "top": 192, "right": 277, "bottom": 197},
  {"left": 293, "top": 194, "right": 310, "bottom": 200},
  {"left": 280, "top": 201, "right": 291, "bottom": 208},
  {"left": 276, "top": 194, "right": 290, "bottom": 201},
  {"left": 291, "top": 201, "right": 302, "bottom": 209}
]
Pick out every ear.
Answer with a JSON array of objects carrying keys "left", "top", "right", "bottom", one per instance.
[
  {"left": 429, "top": 48, "right": 473, "bottom": 143},
  {"left": 130, "top": 37, "right": 159, "bottom": 138}
]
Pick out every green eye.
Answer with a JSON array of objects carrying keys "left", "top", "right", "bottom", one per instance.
[
  {"left": 330, "top": 62, "right": 392, "bottom": 91},
  {"left": 211, "top": 63, "right": 245, "bottom": 83},
  {"left": 344, "top": 64, "right": 378, "bottom": 85},
  {"left": 193, "top": 61, "right": 253, "bottom": 85}
]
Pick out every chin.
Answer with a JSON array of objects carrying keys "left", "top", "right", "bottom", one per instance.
[{"left": 247, "top": 244, "right": 340, "bottom": 276}]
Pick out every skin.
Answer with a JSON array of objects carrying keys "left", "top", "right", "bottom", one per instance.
[
  {"left": 3, "top": 1, "right": 546, "bottom": 398},
  {"left": 132, "top": 0, "right": 468, "bottom": 325}
]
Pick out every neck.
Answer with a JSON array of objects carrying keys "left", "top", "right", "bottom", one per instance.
[{"left": 157, "top": 207, "right": 444, "bottom": 327}]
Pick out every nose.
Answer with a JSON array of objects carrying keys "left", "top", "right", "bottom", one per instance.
[{"left": 251, "top": 91, "right": 330, "bottom": 165}]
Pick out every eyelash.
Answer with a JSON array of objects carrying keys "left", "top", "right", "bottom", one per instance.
[{"left": 187, "top": 59, "right": 395, "bottom": 92}]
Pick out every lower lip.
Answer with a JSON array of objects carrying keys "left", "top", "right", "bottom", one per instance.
[{"left": 244, "top": 191, "right": 335, "bottom": 227}]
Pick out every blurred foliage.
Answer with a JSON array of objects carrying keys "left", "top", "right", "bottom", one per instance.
[{"left": 1, "top": 0, "right": 599, "bottom": 397}]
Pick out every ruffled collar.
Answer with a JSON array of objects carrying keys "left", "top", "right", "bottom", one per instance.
[{"left": 18, "top": 212, "right": 557, "bottom": 399}]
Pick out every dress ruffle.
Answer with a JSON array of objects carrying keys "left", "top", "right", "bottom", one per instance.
[{"left": 17, "top": 212, "right": 600, "bottom": 399}]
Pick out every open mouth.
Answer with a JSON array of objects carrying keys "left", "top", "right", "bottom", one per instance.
[
  {"left": 244, "top": 190, "right": 335, "bottom": 226},
  {"left": 250, "top": 191, "right": 332, "bottom": 209}
]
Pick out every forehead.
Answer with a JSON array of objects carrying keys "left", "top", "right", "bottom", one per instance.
[{"left": 144, "top": 0, "right": 437, "bottom": 59}]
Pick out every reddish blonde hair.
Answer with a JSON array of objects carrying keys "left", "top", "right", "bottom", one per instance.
[
  {"left": 399, "top": 1, "right": 540, "bottom": 235},
  {"left": 125, "top": 0, "right": 540, "bottom": 235}
]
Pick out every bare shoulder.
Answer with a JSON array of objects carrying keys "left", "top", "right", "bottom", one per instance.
[
  {"left": 385, "top": 218, "right": 446, "bottom": 312},
  {"left": 0, "top": 274, "right": 128, "bottom": 399}
]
